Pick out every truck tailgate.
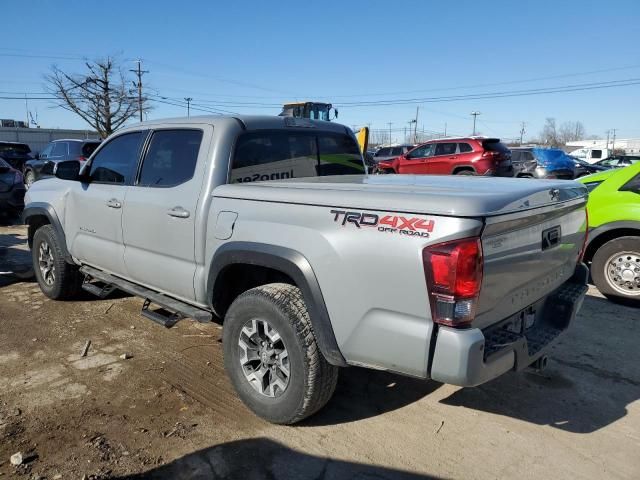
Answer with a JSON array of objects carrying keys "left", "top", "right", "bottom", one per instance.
[{"left": 474, "top": 198, "right": 587, "bottom": 329}]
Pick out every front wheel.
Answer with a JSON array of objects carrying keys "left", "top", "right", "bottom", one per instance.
[
  {"left": 32, "top": 225, "right": 82, "bottom": 299},
  {"left": 223, "top": 283, "right": 339, "bottom": 424},
  {"left": 591, "top": 236, "right": 640, "bottom": 304}
]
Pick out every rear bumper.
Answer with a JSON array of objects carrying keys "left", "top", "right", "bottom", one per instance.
[{"left": 429, "top": 263, "right": 588, "bottom": 387}]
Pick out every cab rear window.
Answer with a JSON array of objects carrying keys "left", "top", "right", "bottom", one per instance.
[{"left": 230, "top": 131, "right": 364, "bottom": 183}]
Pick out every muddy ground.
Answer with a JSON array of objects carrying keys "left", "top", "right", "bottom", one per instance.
[{"left": 0, "top": 223, "right": 638, "bottom": 479}]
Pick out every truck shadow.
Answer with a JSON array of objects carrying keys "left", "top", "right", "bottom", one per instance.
[
  {"left": 439, "top": 293, "right": 639, "bottom": 434},
  {"left": 116, "top": 437, "right": 440, "bottom": 480},
  {"left": 0, "top": 231, "right": 34, "bottom": 287},
  {"left": 301, "top": 368, "right": 442, "bottom": 427}
]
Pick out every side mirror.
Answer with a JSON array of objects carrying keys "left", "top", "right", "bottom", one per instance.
[{"left": 54, "top": 160, "right": 81, "bottom": 181}]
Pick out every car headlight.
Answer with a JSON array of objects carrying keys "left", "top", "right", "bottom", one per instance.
[{"left": 583, "top": 181, "right": 602, "bottom": 192}]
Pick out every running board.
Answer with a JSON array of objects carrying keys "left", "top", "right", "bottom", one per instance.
[{"left": 80, "top": 266, "right": 212, "bottom": 326}]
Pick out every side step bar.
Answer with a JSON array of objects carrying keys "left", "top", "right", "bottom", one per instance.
[{"left": 80, "top": 265, "right": 212, "bottom": 327}]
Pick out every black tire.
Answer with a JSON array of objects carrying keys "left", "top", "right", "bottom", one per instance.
[
  {"left": 32, "top": 224, "right": 82, "bottom": 300},
  {"left": 454, "top": 169, "right": 475, "bottom": 175},
  {"left": 223, "top": 283, "right": 339, "bottom": 424},
  {"left": 591, "top": 236, "right": 640, "bottom": 304},
  {"left": 24, "top": 170, "right": 35, "bottom": 189}
]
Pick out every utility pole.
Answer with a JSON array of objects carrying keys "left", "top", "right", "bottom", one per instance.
[
  {"left": 129, "top": 60, "right": 149, "bottom": 122},
  {"left": 24, "top": 94, "right": 29, "bottom": 127},
  {"left": 470, "top": 111, "right": 481, "bottom": 135},
  {"left": 387, "top": 122, "right": 393, "bottom": 144},
  {"left": 519, "top": 122, "right": 526, "bottom": 146},
  {"left": 184, "top": 97, "right": 193, "bottom": 118},
  {"left": 605, "top": 130, "right": 610, "bottom": 150},
  {"left": 413, "top": 106, "right": 419, "bottom": 143},
  {"left": 444, "top": 122, "right": 447, "bottom": 137},
  {"left": 611, "top": 128, "right": 617, "bottom": 153}
]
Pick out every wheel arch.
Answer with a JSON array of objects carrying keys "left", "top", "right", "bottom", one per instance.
[
  {"left": 584, "top": 221, "right": 640, "bottom": 264},
  {"left": 22, "top": 202, "right": 72, "bottom": 262},
  {"left": 452, "top": 165, "right": 477, "bottom": 175},
  {"left": 207, "top": 242, "right": 347, "bottom": 366}
]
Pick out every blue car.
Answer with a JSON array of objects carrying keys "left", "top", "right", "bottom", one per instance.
[{"left": 511, "top": 147, "right": 576, "bottom": 180}]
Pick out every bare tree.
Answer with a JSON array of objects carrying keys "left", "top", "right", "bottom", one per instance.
[
  {"left": 540, "top": 117, "right": 559, "bottom": 146},
  {"left": 46, "top": 57, "right": 149, "bottom": 138},
  {"left": 558, "top": 121, "right": 586, "bottom": 144}
]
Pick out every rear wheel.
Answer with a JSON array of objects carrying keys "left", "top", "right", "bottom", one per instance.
[
  {"left": 223, "top": 283, "right": 339, "bottom": 424},
  {"left": 591, "top": 236, "right": 640, "bottom": 304},
  {"left": 32, "top": 225, "right": 82, "bottom": 299},
  {"left": 454, "top": 169, "right": 475, "bottom": 175}
]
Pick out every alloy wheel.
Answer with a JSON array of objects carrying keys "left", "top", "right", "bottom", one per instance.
[{"left": 238, "top": 318, "right": 290, "bottom": 397}]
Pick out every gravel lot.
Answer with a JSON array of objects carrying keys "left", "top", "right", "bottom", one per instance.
[{"left": 0, "top": 223, "right": 638, "bottom": 479}]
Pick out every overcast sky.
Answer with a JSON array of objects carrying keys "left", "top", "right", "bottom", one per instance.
[{"left": 1, "top": 0, "right": 639, "bottom": 142}]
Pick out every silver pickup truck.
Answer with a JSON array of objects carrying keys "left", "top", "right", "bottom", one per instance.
[{"left": 23, "top": 115, "right": 589, "bottom": 424}]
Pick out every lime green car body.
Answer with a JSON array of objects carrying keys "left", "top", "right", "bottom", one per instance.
[
  {"left": 578, "top": 163, "right": 640, "bottom": 301},
  {"left": 579, "top": 162, "right": 640, "bottom": 230}
]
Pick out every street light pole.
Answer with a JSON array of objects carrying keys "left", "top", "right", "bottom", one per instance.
[{"left": 470, "top": 111, "right": 481, "bottom": 135}]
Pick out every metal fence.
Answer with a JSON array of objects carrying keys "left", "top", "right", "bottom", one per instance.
[{"left": 0, "top": 127, "right": 99, "bottom": 154}]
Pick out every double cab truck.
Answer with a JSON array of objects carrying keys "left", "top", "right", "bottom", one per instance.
[{"left": 23, "top": 115, "right": 589, "bottom": 424}]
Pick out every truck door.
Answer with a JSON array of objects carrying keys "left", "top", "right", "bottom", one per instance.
[
  {"left": 121, "top": 126, "right": 209, "bottom": 302},
  {"left": 65, "top": 131, "right": 146, "bottom": 276}
]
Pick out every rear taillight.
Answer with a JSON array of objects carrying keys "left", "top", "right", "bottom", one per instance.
[
  {"left": 77, "top": 156, "right": 86, "bottom": 162},
  {"left": 578, "top": 209, "right": 589, "bottom": 262},
  {"left": 481, "top": 150, "right": 499, "bottom": 158},
  {"left": 423, "top": 237, "right": 483, "bottom": 328}
]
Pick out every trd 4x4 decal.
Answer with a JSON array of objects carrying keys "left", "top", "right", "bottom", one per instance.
[{"left": 330, "top": 210, "right": 434, "bottom": 238}]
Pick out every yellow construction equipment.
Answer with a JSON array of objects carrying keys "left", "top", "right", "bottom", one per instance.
[{"left": 279, "top": 101, "right": 368, "bottom": 154}]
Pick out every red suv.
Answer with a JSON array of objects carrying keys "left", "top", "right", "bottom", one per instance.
[{"left": 375, "top": 137, "right": 513, "bottom": 176}]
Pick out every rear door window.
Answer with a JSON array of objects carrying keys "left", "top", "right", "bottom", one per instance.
[
  {"left": 591, "top": 150, "right": 602, "bottom": 159},
  {"left": 230, "top": 130, "right": 363, "bottom": 183},
  {"left": 434, "top": 143, "right": 457, "bottom": 156},
  {"left": 138, "top": 129, "right": 203, "bottom": 187},
  {"left": 51, "top": 142, "right": 68, "bottom": 158}
]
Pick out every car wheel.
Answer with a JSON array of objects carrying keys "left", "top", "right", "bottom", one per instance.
[
  {"left": 454, "top": 169, "right": 475, "bottom": 175},
  {"left": 223, "top": 283, "right": 339, "bottom": 424},
  {"left": 32, "top": 224, "right": 82, "bottom": 300},
  {"left": 24, "top": 170, "right": 35, "bottom": 189},
  {"left": 591, "top": 236, "right": 640, "bottom": 304}
]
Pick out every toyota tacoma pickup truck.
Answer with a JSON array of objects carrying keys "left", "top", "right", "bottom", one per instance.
[{"left": 23, "top": 115, "right": 589, "bottom": 424}]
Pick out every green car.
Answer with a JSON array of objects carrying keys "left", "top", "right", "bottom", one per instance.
[{"left": 579, "top": 162, "right": 640, "bottom": 303}]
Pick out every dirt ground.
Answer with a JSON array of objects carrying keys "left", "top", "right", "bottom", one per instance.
[{"left": 0, "top": 223, "right": 638, "bottom": 480}]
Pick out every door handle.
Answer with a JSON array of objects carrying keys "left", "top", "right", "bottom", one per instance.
[
  {"left": 167, "top": 206, "right": 190, "bottom": 218},
  {"left": 106, "top": 198, "right": 122, "bottom": 209}
]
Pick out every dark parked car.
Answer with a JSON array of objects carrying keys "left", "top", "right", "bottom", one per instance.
[
  {"left": 511, "top": 147, "right": 576, "bottom": 179},
  {"left": 23, "top": 139, "right": 101, "bottom": 188},
  {"left": 593, "top": 155, "right": 640, "bottom": 170},
  {"left": 571, "top": 156, "right": 607, "bottom": 178},
  {"left": 0, "top": 142, "right": 33, "bottom": 172},
  {"left": 0, "top": 157, "right": 26, "bottom": 215},
  {"left": 372, "top": 144, "right": 415, "bottom": 163}
]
